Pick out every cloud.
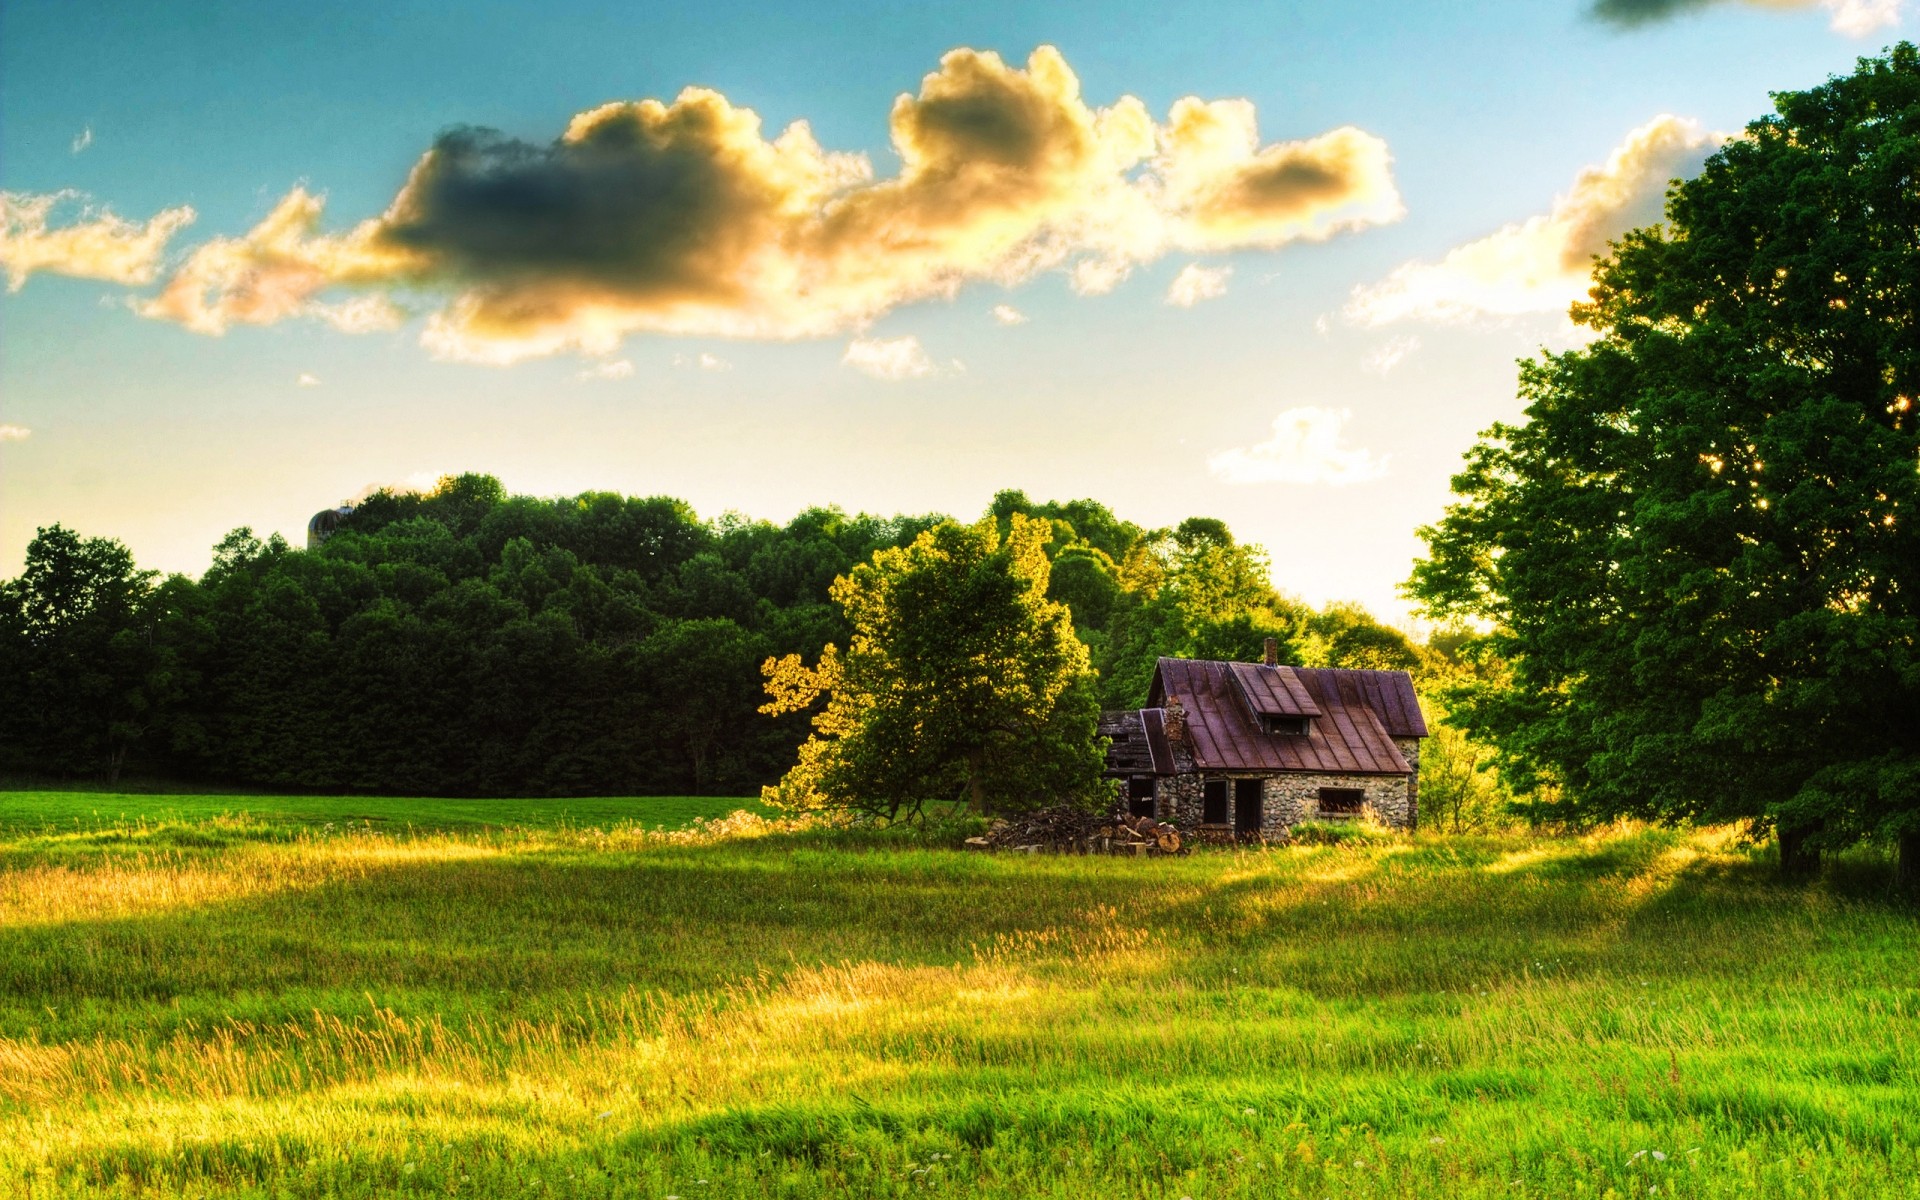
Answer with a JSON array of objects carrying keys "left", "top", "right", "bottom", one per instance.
[
  {"left": 0, "top": 425, "right": 30, "bottom": 441},
  {"left": 296, "top": 372, "right": 322, "bottom": 387},
  {"left": 1346, "top": 115, "right": 1721, "bottom": 327},
  {"left": 577, "top": 358, "right": 635, "bottom": 380},
  {"left": 991, "top": 303, "right": 1028, "bottom": 325},
  {"left": 1362, "top": 335, "right": 1421, "bottom": 375},
  {"left": 1208, "top": 407, "right": 1388, "bottom": 485},
  {"left": 72, "top": 127, "right": 93, "bottom": 155},
  {"left": 122, "top": 46, "right": 1400, "bottom": 362},
  {"left": 1166, "top": 262, "right": 1231, "bottom": 307},
  {"left": 1590, "top": 0, "right": 1902, "bottom": 34},
  {"left": 133, "top": 188, "right": 415, "bottom": 334},
  {"left": 0, "top": 191, "right": 196, "bottom": 291},
  {"left": 672, "top": 351, "right": 732, "bottom": 370},
  {"left": 843, "top": 335, "right": 938, "bottom": 380}
]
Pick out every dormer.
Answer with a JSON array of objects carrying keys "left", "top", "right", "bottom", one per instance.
[{"left": 1226, "top": 658, "right": 1321, "bottom": 739}]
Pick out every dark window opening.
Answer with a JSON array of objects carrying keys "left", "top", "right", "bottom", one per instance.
[
  {"left": 1262, "top": 715, "right": 1310, "bottom": 736},
  {"left": 1318, "top": 787, "right": 1365, "bottom": 816},
  {"left": 1234, "top": 779, "right": 1263, "bottom": 833},
  {"left": 1202, "top": 779, "right": 1229, "bottom": 825},
  {"left": 1109, "top": 733, "right": 1133, "bottom": 742},
  {"left": 1128, "top": 776, "right": 1156, "bottom": 818}
]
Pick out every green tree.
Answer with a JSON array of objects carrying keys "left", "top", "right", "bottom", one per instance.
[
  {"left": 0, "top": 525, "right": 166, "bottom": 782},
  {"left": 762, "top": 515, "right": 1107, "bottom": 820},
  {"left": 1408, "top": 46, "right": 1920, "bottom": 883}
]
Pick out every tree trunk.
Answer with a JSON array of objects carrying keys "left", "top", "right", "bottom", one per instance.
[
  {"left": 1897, "top": 831, "right": 1920, "bottom": 897},
  {"left": 1778, "top": 823, "right": 1822, "bottom": 880},
  {"left": 967, "top": 752, "right": 987, "bottom": 815}
]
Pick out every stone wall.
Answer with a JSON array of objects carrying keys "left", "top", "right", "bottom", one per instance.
[
  {"left": 1394, "top": 738, "right": 1421, "bottom": 830},
  {"left": 1146, "top": 769, "right": 1414, "bottom": 836}
]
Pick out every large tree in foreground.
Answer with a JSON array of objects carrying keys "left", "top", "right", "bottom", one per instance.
[
  {"left": 1409, "top": 45, "right": 1920, "bottom": 882},
  {"left": 761, "top": 514, "right": 1107, "bottom": 820}
]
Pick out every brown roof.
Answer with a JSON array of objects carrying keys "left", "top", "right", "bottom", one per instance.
[
  {"left": 1096, "top": 707, "right": 1176, "bottom": 776},
  {"left": 1137, "top": 657, "right": 1423, "bottom": 776}
]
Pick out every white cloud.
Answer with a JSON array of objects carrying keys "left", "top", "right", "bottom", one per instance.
[
  {"left": 843, "top": 335, "right": 938, "bottom": 381},
  {"left": 0, "top": 424, "right": 30, "bottom": 442},
  {"left": 1362, "top": 335, "right": 1421, "bottom": 376},
  {"left": 1166, "top": 263, "right": 1232, "bottom": 307},
  {"left": 577, "top": 358, "right": 635, "bottom": 381},
  {"left": 71, "top": 127, "right": 93, "bottom": 155},
  {"left": 1208, "top": 407, "right": 1388, "bottom": 485},
  {"left": 672, "top": 352, "right": 733, "bottom": 371},
  {"left": 991, "top": 303, "right": 1028, "bottom": 325},
  {"left": 1346, "top": 115, "right": 1723, "bottom": 327},
  {"left": 296, "top": 372, "right": 322, "bottom": 387},
  {"left": 1823, "top": 0, "right": 1902, "bottom": 33}
]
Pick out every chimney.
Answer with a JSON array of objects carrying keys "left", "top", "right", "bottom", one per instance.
[
  {"left": 1263, "top": 636, "right": 1279, "bottom": 667},
  {"left": 1163, "top": 696, "right": 1186, "bottom": 744}
]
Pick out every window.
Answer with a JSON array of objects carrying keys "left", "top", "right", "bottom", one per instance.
[
  {"left": 1262, "top": 715, "right": 1309, "bottom": 736},
  {"left": 1317, "top": 787, "right": 1365, "bottom": 816},
  {"left": 1202, "top": 779, "right": 1229, "bottom": 825},
  {"left": 1128, "top": 776, "right": 1156, "bottom": 818}
]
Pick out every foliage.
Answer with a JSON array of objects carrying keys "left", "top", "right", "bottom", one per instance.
[
  {"left": 762, "top": 515, "right": 1107, "bottom": 819},
  {"left": 1, "top": 802, "right": 1915, "bottom": 1197},
  {"left": 1407, "top": 46, "right": 1920, "bottom": 868},
  {"left": 4, "top": 476, "right": 1443, "bottom": 800},
  {"left": 0, "top": 525, "right": 171, "bottom": 783}
]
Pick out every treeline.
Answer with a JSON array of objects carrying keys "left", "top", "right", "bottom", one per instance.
[{"left": 0, "top": 475, "right": 1435, "bottom": 796}]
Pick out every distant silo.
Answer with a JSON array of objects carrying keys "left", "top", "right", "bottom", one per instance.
[{"left": 306, "top": 505, "right": 354, "bottom": 550}]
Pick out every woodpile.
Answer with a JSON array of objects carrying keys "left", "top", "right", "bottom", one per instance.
[{"left": 963, "top": 806, "right": 1186, "bottom": 857}]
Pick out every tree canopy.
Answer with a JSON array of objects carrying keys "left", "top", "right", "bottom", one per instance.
[
  {"left": 3, "top": 476, "right": 1423, "bottom": 798},
  {"left": 762, "top": 514, "right": 1107, "bottom": 819},
  {"left": 1408, "top": 46, "right": 1920, "bottom": 876}
]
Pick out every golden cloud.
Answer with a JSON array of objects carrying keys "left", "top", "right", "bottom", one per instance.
[
  {"left": 126, "top": 46, "right": 1400, "bottom": 362},
  {"left": 0, "top": 192, "right": 195, "bottom": 291},
  {"left": 1345, "top": 115, "right": 1721, "bottom": 326}
]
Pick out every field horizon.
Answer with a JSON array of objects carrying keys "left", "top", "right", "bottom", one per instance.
[{"left": 1, "top": 793, "right": 1914, "bottom": 1197}]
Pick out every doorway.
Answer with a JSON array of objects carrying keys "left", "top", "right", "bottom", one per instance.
[
  {"left": 1234, "top": 779, "right": 1263, "bottom": 835},
  {"left": 1202, "top": 779, "right": 1229, "bottom": 824},
  {"left": 1127, "top": 776, "right": 1156, "bottom": 818}
]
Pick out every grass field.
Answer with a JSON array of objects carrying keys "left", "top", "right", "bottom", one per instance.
[
  {"left": 0, "top": 790, "right": 771, "bottom": 836},
  {"left": 0, "top": 793, "right": 1915, "bottom": 1198}
]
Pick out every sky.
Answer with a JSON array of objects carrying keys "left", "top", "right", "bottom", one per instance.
[{"left": 1, "top": 0, "right": 1911, "bottom": 624}]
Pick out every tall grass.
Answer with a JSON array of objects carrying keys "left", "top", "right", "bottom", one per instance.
[{"left": 0, "top": 799, "right": 1914, "bottom": 1198}]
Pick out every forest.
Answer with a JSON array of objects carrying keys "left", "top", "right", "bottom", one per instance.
[{"left": 0, "top": 476, "right": 1436, "bottom": 797}]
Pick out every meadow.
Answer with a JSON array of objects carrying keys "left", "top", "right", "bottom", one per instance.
[{"left": 0, "top": 794, "right": 1915, "bottom": 1198}]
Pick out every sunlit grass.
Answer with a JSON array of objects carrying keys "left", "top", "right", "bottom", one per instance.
[{"left": 0, "top": 796, "right": 1913, "bottom": 1198}]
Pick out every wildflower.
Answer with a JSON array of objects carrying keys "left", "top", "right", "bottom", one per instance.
[{"left": 1243, "top": 1107, "right": 1257, "bottom": 1115}]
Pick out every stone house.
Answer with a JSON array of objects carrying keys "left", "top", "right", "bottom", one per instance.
[{"left": 1098, "top": 641, "right": 1426, "bottom": 837}]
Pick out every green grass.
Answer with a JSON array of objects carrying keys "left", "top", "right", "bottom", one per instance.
[
  {"left": 0, "top": 789, "right": 770, "bottom": 835},
  {"left": 0, "top": 794, "right": 1914, "bottom": 1198}
]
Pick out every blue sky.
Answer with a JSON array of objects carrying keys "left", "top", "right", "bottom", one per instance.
[{"left": 2, "top": 0, "right": 1909, "bottom": 621}]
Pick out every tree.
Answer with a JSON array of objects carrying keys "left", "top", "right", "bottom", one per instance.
[
  {"left": 761, "top": 515, "right": 1107, "bottom": 820},
  {"left": 1407, "top": 46, "right": 1920, "bottom": 884},
  {"left": 0, "top": 525, "right": 165, "bottom": 782}
]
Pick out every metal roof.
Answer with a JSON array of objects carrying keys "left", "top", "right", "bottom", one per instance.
[
  {"left": 1096, "top": 707, "right": 1176, "bottom": 776},
  {"left": 1136, "top": 657, "right": 1422, "bottom": 776}
]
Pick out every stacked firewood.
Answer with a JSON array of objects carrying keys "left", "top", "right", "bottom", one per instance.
[{"left": 964, "top": 806, "right": 1186, "bottom": 856}]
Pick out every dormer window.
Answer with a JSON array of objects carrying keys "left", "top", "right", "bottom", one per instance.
[{"left": 1262, "top": 715, "right": 1310, "bottom": 736}]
